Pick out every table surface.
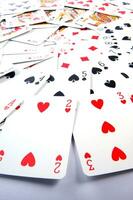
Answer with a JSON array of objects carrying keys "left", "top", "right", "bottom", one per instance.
[{"left": 0, "top": 138, "right": 133, "bottom": 200}]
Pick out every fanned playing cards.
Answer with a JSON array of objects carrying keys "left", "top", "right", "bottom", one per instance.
[{"left": 0, "top": 0, "right": 133, "bottom": 179}]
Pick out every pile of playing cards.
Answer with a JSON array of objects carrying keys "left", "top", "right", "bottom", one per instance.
[{"left": 0, "top": 0, "right": 133, "bottom": 179}]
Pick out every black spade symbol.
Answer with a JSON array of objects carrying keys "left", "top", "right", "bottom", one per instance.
[
  {"left": 92, "top": 67, "right": 102, "bottom": 74},
  {"left": 24, "top": 76, "right": 35, "bottom": 84},
  {"left": 5, "top": 71, "right": 15, "bottom": 79},
  {"left": 108, "top": 55, "right": 119, "bottom": 61},
  {"left": 90, "top": 89, "right": 94, "bottom": 94},
  {"left": 47, "top": 75, "right": 55, "bottom": 83},
  {"left": 123, "top": 2, "right": 130, "bottom": 5},
  {"left": 124, "top": 23, "right": 131, "bottom": 27},
  {"left": 110, "top": 45, "right": 120, "bottom": 49},
  {"left": 105, "top": 29, "right": 114, "bottom": 34},
  {"left": 115, "top": 26, "right": 123, "bottom": 30},
  {"left": 122, "top": 36, "right": 131, "bottom": 40},
  {"left": 104, "top": 80, "right": 116, "bottom": 88},
  {"left": 129, "top": 62, "right": 133, "bottom": 68},
  {"left": 54, "top": 91, "right": 65, "bottom": 96},
  {"left": 121, "top": 72, "right": 129, "bottom": 79},
  {"left": 68, "top": 74, "right": 79, "bottom": 82}
]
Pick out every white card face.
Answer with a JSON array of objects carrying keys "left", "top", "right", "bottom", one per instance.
[
  {"left": 11, "top": 27, "right": 58, "bottom": 45},
  {"left": 0, "top": 26, "right": 31, "bottom": 42},
  {"left": 0, "top": 0, "right": 40, "bottom": 15},
  {"left": 0, "top": 97, "right": 77, "bottom": 179},
  {"left": 0, "top": 69, "right": 49, "bottom": 122},
  {"left": 64, "top": 0, "right": 93, "bottom": 9},
  {"left": 2, "top": 41, "right": 37, "bottom": 55},
  {"left": 2, "top": 44, "right": 55, "bottom": 65},
  {"left": 73, "top": 90, "right": 133, "bottom": 176}
]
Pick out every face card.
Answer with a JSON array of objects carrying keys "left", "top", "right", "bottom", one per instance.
[
  {"left": 0, "top": 96, "right": 77, "bottom": 179},
  {"left": 75, "top": 10, "right": 119, "bottom": 30},
  {"left": 40, "top": 0, "right": 65, "bottom": 10}
]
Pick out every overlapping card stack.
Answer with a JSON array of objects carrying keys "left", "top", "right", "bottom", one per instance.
[{"left": 0, "top": 0, "right": 133, "bottom": 179}]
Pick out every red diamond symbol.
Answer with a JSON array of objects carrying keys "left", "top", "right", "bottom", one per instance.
[
  {"left": 61, "top": 63, "right": 70, "bottom": 68},
  {"left": 80, "top": 56, "right": 89, "bottom": 61},
  {"left": 91, "top": 35, "right": 99, "bottom": 40},
  {"left": 89, "top": 46, "right": 97, "bottom": 51}
]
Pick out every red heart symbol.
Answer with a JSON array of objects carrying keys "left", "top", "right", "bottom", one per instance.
[
  {"left": 68, "top": 1, "right": 74, "bottom": 4},
  {"left": 84, "top": 152, "right": 91, "bottom": 159},
  {"left": 78, "top": 1, "right": 83, "bottom": 4},
  {"left": 99, "top": 7, "right": 105, "bottom": 11},
  {"left": 102, "top": 121, "right": 115, "bottom": 133},
  {"left": 83, "top": 4, "right": 90, "bottom": 7},
  {"left": 130, "top": 95, "right": 133, "bottom": 103},
  {"left": 103, "top": 3, "right": 109, "bottom": 6},
  {"left": 112, "top": 147, "right": 127, "bottom": 161},
  {"left": 91, "top": 99, "right": 103, "bottom": 109},
  {"left": 65, "top": 108, "right": 71, "bottom": 112},
  {"left": 37, "top": 102, "right": 49, "bottom": 113},
  {"left": 0, "top": 150, "right": 4, "bottom": 156},
  {"left": 21, "top": 152, "right": 35, "bottom": 167},
  {"left": 56, "top": 155, "right": 62, "bottom": 161},
  {"left": 119, "top": 11, "right": 126, "bottom": 15},
  {"left": 121, "top": 99, "right": 126, "bottom": 104}
]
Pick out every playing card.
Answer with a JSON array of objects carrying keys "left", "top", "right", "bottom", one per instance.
[
  {"left": 40, "top": 0, "right": 65, "bottom": 10},
  {"left": 2, "top": 44, "right": 55, "bottom": 65},
  {"left": 90, "top": 2, "right": 133, "bottom": 17},
  {"left": 73, "top": 82, "right": 133, "bottom": 176},
  {"left": 97, "top": 18, "right": 133, "bottom": 56},
  {"left": 2, "top": 10, "right": 47, "bottom": 28},
  {"left": 0, "top": 26, "right": 31, "bottom": 42},
  {"left": 64, "top": 0, "right": 93, "bottom": 9},
  {"left": 0, "top": 96, "right": 77, "bottom": 179},
  {"left": 2, "top": 40, "right": 37, "bottom": 55},
  {"left": 0, "top": 0, "right": 40, "bottom": 15},
  {"left": 11, "top": 26, "right": 58, "bottom": 45},
  {"left": 0, "top": 68, "right": 49, "bottom": 122},
  {"left": 75, "top": 10, "right": 119, "bottom": 30}
]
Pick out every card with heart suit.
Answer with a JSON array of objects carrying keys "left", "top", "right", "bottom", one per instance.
[
  {"left": 0, "top": 26, "right": 31, "bottom": 42},
  {"left": 0, "top": 96, "right": 77, "bottom": 179},
  {"left": 0, "top": 68, "right": 49, "bottom": 123},
  {"left": 90, "top": 2, "right": 133, "bottom": 17},
  {"left": 64, "top": 0, "right": 93, "bottom": 9},
  {"left": 73, "top": 82, "right": 133, "bottom": 176}
]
